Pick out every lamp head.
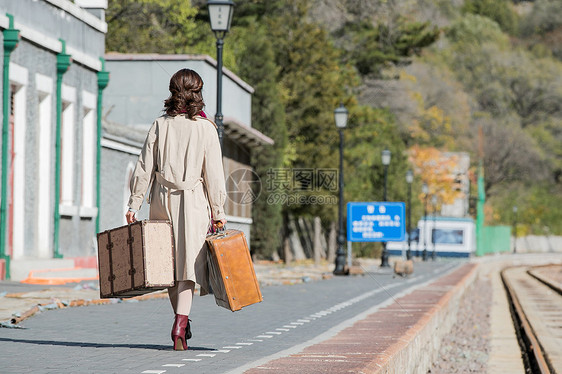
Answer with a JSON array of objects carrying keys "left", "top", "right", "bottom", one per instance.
[
  {"left": 207, "top": 0, "right": 235, "bottom": 38},
  {"left": 334, "top": 103, "right": 348, "bottom": 129},
  {"left": 406, "top": 170, "right": 413, "bottom": 184},
  {"left": 422, "top": 183, "right": 428, "bottom": 194},
  {"left": 381, "top": 149, "right": 391, "bottom": 166}
]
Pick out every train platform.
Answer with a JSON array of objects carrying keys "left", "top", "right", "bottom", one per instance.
[
  {"left": 1, "top": 254, "right": 561, "bottom": 373},
  {"left": 237, "top": 253, "right": 562, "bottom": 374}
]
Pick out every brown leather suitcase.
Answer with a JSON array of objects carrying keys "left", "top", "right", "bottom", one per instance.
[
  {"left": 97, "top": 220, "right": 175, "bottom": 298},
  {"left": 206, "top": 229, "right": 263, "bottom": 311}
]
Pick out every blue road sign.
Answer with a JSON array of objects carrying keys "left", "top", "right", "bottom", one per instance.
[{"left": 347, "top": 202, "right": 406, "bottom": 242}]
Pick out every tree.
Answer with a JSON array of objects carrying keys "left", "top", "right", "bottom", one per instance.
[
  {"left": 235, "top": 19, "right": 288, "bottom": 259},
  {"left": 408, "top": 145, "right": 464, "bottom": 205},
  {"left": 106, "top": 0, "right": 198, "bottom": 53},
  {"left": 499, "top": 52, "right": 562, "bottom": 128},
  {"left": 336, "top": 18, "right": 440, "bottom": 77},
  {"left": 268, "top": 0, "right": 356, "bottom": 220},
  {"left": 462, "top": 0, "right": 519, "bottom": 34},
  {"left": 345, "top": 106, "right": 409, "bottom": 204},
  {"left": 476, "top": 118, "right": 547, "bottom": 194}
]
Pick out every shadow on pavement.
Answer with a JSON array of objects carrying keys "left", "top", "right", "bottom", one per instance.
[{"left": 0, "top": 337, "right": 215, "bottom": 351}]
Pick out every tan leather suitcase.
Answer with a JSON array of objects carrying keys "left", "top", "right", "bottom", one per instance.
[
  {"left": 206, "top": 229, "right": 263, "bottom": 311},
  {"left": 97, "top": 220, "right": 175, "bottom": 298}
]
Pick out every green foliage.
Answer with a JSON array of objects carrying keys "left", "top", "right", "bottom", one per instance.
[
  {"left": 104, "top": 0, "right": 562, "bottom": 252},
  {"left": 270, "top": 2, "right": 350, "bottom": 168},
  {"left": 343, "top": 106, "right": 413, "bottom": 259},
  {"left": 345, "top": 106, "right": 409, "bottom": 204},
  {"left": 446, "top": 14, "right": 509, "bottom": 46},
  {"left": 339, "top": 18, "right": 440, "bottom": 77},
  {"left": 519, "top": 0, "right": 562, "bottom": 61},
  {"left": 234, "top": 19, "right": 288, "bottom": 258},
  {"left": 519, "top": 0, "right": 562, "bottom": 36},
  {"left": 489, "top": 182, "right": 562, "bottom": 235},
  {"left": 106, "top": 0, "right": 198, "bottom": 53},
  {"left": 528, "top": 119, "right": 562, "bottom": 183},
  {"left": 442, "top": 14, "right": 562, "bottom": 192},
  {"left": 267, "top": 0, "right": 355, "bottom": 221},
  {"left": 462, "top": 0, "right": 519, "bottom": 34}
]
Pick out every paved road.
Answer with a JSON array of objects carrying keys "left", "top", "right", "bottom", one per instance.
[{"left": 0, "top": 260, "right": 463, "bottom": 374}]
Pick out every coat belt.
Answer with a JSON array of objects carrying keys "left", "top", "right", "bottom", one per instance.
[{"left": 155, "top": 172, "right": 203, "bottom": 191}]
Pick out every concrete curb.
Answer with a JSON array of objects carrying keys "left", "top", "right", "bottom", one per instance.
[{"left": 3, "top": 290, "right": 170, "bottom": 325}]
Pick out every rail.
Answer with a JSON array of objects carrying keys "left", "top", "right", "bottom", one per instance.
[{"left": 501, "top": 267, "right": 552, "bottom": 374}]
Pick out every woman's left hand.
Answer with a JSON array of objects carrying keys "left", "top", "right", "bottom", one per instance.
[{"left": 212, "top": 219, "right": 227, "bottom": 232}]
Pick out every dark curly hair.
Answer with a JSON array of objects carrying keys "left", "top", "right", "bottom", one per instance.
[{"left": 164, "top": 69, "right": 205, "bottom": 119}]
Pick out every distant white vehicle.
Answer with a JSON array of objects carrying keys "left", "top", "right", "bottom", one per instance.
[{"left": 386, "top": 217, "right": 475, "bottom": 258}]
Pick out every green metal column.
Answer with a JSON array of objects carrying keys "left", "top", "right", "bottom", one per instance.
[
  {"left": 53, "top": 39, "right": 71, "bottom": 258},
  {"left": 95, "top": 58, "right": 109, "bottom": 234},
  {"left": 476, "top": 162, "right": 485, "bottom": 256},
  {"left": 0, "top": 14, "right": 19, "bottom": 280}
]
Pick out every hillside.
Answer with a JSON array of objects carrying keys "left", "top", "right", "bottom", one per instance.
[{"left": 106, "top": 0, "right": 562, "bottom": 257}]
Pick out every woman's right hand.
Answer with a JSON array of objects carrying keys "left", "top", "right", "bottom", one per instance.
[{"left": 125, "top": 210, "right": 137, "bottom": 224}]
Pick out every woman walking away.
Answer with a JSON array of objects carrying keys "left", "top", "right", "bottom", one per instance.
[{"left": 125, "top": 69, "right": 227, "bottom": 351}]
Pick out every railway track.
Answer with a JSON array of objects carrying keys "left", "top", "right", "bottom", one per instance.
[{"left": 501, "top": 264, "right": 562, "bottom": 374}]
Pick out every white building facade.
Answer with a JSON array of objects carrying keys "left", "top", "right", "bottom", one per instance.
[{"left": 0, "top": 0, "right": 108, "bottom": 280}]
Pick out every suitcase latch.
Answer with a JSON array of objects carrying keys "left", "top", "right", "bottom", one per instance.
[
  {"left": 106, "top": 243, "right": 114, "bottom": 250},
  {"left": 127, "top": 237, "right": 134, "bottom": 244},
  {"left": 108, "top": 274, "right": 116, "bottom": 281},
  {"left": 128, "top": 268, "right": 136, "bottom": 275}
]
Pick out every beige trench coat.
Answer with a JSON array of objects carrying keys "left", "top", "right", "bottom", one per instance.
[{"left": 128, "top": 115, "right": 226, "bottom": 291}]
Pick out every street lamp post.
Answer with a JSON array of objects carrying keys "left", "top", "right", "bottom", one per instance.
[
  {"left": 333, "top": 103, "right": 349, "bottom": 275},
  {"left": 207, "top": 0, "right": 235, "bottom": 149},
  {"left": 431, "top": 194, "right": 437, "bottom": 261},
  {"left": 422, "top": 183, "right": 428, "bottom": 261},
  {"left": 512, "top": 205, "right": 518, "bottom": 253},
  {"left": 380, "top": 149, "right": 391, "bottom": 267},
  {"left": 406, "top": 170, "right": 413, "bottom": 260}
]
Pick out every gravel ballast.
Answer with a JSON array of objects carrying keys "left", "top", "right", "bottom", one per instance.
[{"left": 428, "top": 276, "right": 493, "bottom": 373}]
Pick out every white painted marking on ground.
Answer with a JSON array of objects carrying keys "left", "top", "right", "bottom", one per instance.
[
  {"left": 196, "top": 354, "right": 216, "bottom": 357},
  {"left": 162, "top": 364, "right": 184, "bottom": 367},
  {"left": 276, "top": 328, "right": 290, "bottom": 332},
  {"left": 211, "top": 349, "right": 231, "bottom": 353},
  {"left": 182, "top": 359, "right": 202, "bottom": 362},
  {"left": 290, "top": 322, "right": 304, "bottom": 325},
  {"left": 223, "top": 346, "right": 242, "bottom": 349},
  {"left": 236, "top": 342, "right": 253, "bottom": 345},
  {"left": 283, "top": 325, "right": 297, "bottom": 328},
  {"left": 297, "top": 319, "right": 310, "bottom": 322},
  {"left": 248, "top": 339, "right": 263, "bottom": 342},
  {"left": 256, "top": 335, "right": 273, "bottom": 338},
  {"left": 142, "top": 371, "right": 166, "bottom": 374},
  {"left": 266, "top": 332, "right": 282, "bottom": 335}
]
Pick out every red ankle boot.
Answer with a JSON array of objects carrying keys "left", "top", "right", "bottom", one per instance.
[{"left": 171, "top": 314, "right": 189, "bottom": 351}]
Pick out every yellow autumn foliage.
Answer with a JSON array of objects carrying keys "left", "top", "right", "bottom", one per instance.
[{"left": 409, "top": 145, "right": 465, "bottom": 206}]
